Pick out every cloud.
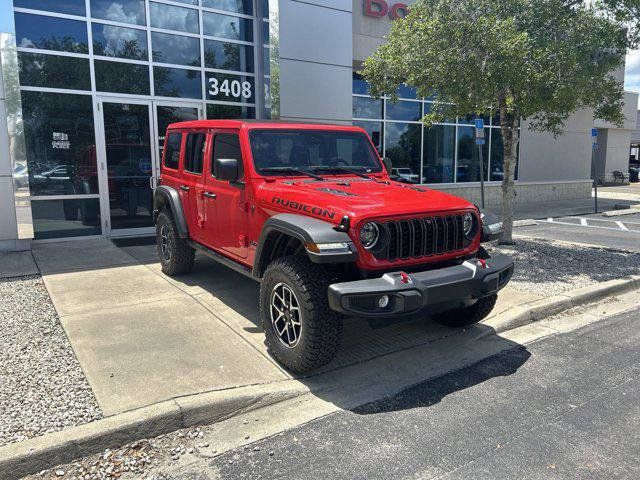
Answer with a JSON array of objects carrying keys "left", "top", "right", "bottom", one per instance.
[{"left": 625, "top": 50, "right": 640, "bottom": 108}]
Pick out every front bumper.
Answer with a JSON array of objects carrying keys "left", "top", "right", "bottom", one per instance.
[{"left": 328, "top": 254, "right": 514, "bottom": 317}]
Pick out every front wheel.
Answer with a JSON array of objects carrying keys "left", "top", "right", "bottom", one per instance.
[
  {"left": 259, "top": 256, "right": 343, "bottom": 373},
  {"left": 431, "top": 294, "right": 498, "bottom": 328}
]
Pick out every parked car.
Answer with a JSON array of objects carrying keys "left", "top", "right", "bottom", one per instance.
[
  {"left": 630, "top": 167, "right": 639, "bottom": 183},
  {"left": 154, "top": 121, "right": 514, "bottom": 372},
  {"left": 391, "top": 167, "right": 420, "bottom": 183}
]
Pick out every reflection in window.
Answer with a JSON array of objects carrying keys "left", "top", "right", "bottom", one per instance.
[
  {"left": 396, "top": 84, "right": 417, "bottom": 99},
  {"left": 385, "top": 123, "right": 421, "bottom": 183},
  {"left": 456, "top": 126, "right": 489, "bottom": 183},
  {"left": 164, "top": 133, "right": 182, "bottom": 170},
  {"left": 490, "top": 128, "right": 504, "bottom": 181},
  {"left": 206, "top": 103, "right": 256, "bottom": 119},
  {"left": 15, "top": 14, "right": 88, "bottom": 53},
  {"left": 423, "top": 125, "right": 455, "bottom": 183},
  {"left": 206, "top": 73, "right": 254, "bottom": 103},
  {"left": 386, "top": 100, "right": 421, "bottom": 122},
  {"left": 31, "top": 199, "right": 102, "bottom": 239},
  {"left": 203, "top": 11, "right": 253, "bottom": 41},
  {"left": 204, "top": 39, "right": 254, "bottom": 73},
  {"left": 353, "top": 96, "right": 382, "bottom": 119},
  {"left": 353, "top": 121, "right": 383, "bottom": 154},
  {"left": 95, "top": 60, "right": 150, "bottom": 94},
  {"left": 92, "top": 23, "right": 148, "bottom": 60},
  {"left": 14, "top": 0, "right": 86, "bottom": 16},
  {"left": 90, "top": 0, "right": 146, "bottom": 26},
  {"left": 156, "top": 106, "right": 199, "bottom": 157},
  {"left": 18, "top": 52, "right": 91, "bottom": 90},
  {"left": 149, "top": 2, "right": 199, "bottom": 34},
  {"left": 203, "top": 0, "right": 253, "bottom": 15},
  {"left": 20, "top": 91, "right": 96, "bottom": 197},
  {"left": 352, "top": 73, "right": 370, "bottom": 95},
  {"left": 154, "top": 67, "right": 202, "bottom": 98},
  {"left": 151, "top": 32, "right": 200, "bottom": 66}
]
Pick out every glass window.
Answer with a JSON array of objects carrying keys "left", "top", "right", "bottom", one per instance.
[
  {"left": 396, "top": 84, "right": 417, "bottom": 100},
  {"left": 95, "top": 60, "right": 150, "bottom": 94},
  {"left": 18, "top": 52, "right": 91, "bottom": 90},
  {"left": 154, "top": 67, "right": 202, "bottom": 98},
  {"left": 459, "top": 113, "right": 490, "bottom": 126},
  {"left": 14, "top": 0, "right": 86, "bottom": 16},
  {"left": 386, "top": 100, "right": 421, "bottom": 121},
  {"left": 353, "top": 121, "right": 383, "bottom": 154},
  {"left": 206, "top": 73, "right": 254, "bottom": 103},
  {"left": 353, "top": 97, "right": 382, "bottom": 119},
  {"left": 90, "top": 0, "right": 146, "bottom": 26},
  {"left": 163, "top": 133, "right": 182, "bottom": 169},
  {"left": 212, "top": 133, "right": 241, "bottom": 177},
  {"left": 15, "top": 13, "right": 89, "bottom": 53},
  {"left": 204, "top": 39, "right": 254, "bottom": 73},
  {"left": 456, "top": 126, "right": 489, "bottom": 183},
  {"left": 20, "top": 91, "right": 96, "bottom": 196},
  {"left": 151, "top": 32, "right": 200, "bottom": 66},
  {"left": 203, "top": 11, "right": 253, "bottom": 41},
  {"left": 92, "top": 23, "right": 148, "bottom": 60},
  {"left": 184, "top": 133, "right": 206, "bottom": 174},
  {"left": 171, "top": 0, "right": 198, "bottom": 4},
  {"left": 206, "top": 103, "right": 256, "bottom": 119},
  {"left": 31, "top": 199, "right": 101, "bottom": 239},
  {"left": 203, "top": 0, "right": 253, "bottom": 15},
  {"left": 490, "top": 128, "right": 504, "bottom": 181},
  {"left": 262, "top": 20, "right": 269, "bottom": 46},
  {"left": 423, "top": 124, "right": 455, "bottom": 183},
  {"left": 149, "top": 2, "right": 199, "bottom": 34},
  {"left": 385, "top": 123, "right": 421, "bottom": 183},
  {"left": 352, "top": 73, "right": 370, "bottom": 95},
  {"left": 156, "top": 106, "right": 199, "bottom": 158}
]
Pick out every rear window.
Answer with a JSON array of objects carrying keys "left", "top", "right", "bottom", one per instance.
[{"left": 164, "top": 132, "right": 182, "bottom": 170}]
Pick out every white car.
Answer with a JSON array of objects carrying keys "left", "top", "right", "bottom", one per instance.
[{"left": 392, "top": 167, "right": 420, "bottom": 183}]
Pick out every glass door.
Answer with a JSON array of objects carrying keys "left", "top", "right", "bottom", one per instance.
[{"left": 153, "top": 102, "right": 202, "bottom": 175}]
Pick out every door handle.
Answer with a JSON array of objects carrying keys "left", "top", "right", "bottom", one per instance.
[
  {"left": 203, "top": 192, "right": 216, "bottom": 199},
  {"left": 180, "top": 185, "right": 190, "bottom": 192}
]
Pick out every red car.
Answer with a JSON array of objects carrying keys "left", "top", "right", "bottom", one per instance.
[{"left": 154, "top": 120, "right": 513, "bottom": 372}]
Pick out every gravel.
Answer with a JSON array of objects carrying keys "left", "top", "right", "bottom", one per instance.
[
  {"left": 487, "top": 237, "right": 640, "bottom": 296},
  {"left": 0, "top": 275, "right": 102, "bottom": 447}
]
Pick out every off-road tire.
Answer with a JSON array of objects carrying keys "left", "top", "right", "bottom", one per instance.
[
  {"left": 259, "top": 256, "right": 343, "bottom": 373},
  {"left": 156, "top": 209, "right": 194, "bottom": 276},
  {"left": 431, "top": 294, "right": 498, "bottom": 328}
]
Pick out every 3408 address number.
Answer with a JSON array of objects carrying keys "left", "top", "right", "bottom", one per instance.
[{"left": 208, "top": 77, "right": 252, "bottom": 99}]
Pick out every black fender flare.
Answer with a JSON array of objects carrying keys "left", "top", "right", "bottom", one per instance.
[
  {"left": 253, "top": 213, "right": 357, "bottom": 278},
  {"left": 153, "top": 185, "right": 189, "bottom": 238}
]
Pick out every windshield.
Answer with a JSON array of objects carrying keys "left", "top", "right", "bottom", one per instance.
[{"left": 249, "top": 130, "right": 383, "bottom": 175}]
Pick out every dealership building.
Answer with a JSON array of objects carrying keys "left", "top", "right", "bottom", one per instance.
[{"left": 0, "top": 0, "right": 637, "bottom": 251}]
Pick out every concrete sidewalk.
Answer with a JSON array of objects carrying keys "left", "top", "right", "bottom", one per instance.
[{"left": 24, "top": 238, "right": 539, "bottom": 417}]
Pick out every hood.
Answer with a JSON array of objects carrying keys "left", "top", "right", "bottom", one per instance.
[{"left": 256, "top": 177, "right": 476, "bottom": 225}]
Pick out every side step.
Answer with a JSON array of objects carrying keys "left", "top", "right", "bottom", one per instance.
[{"left": 187, "top": 240, "right": 258, "bottom": 281}]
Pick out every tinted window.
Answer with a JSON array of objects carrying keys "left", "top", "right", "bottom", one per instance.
[
  {"left": 92, "top": 23, "right": 148, "bottom": 60},
  {"left": 212, "top": 133, "right": 241, "bottom": 177},
  {"left": 184, "top": 133, "right": 206, "bottom": 174},
  {"left": 203, "top": 12, "right": 252, "bottom": 41},
  {"left": 352, "top": 73, "right": 370, "bottom": 95},
  {"left": 18, "top": 52, "right": 91, "bottom": 90},
  {"left": 204, "top": 39, "right": 254, "bottom": 73},
  {"left": 423, "top": 124, "right": 455, "bottom": 183},
  {"left": 456, "top": 126, "right": 489, "bottom": 183},
  {"left": 151, "top": 32, "right": 200, "bottom": 66},
  {"left": 149, "top": 2, "right": 199, "bottom": 34},
  {"left": 386, "top": 100, "right": 421, "bottom": 121},
  {"left": 90, "top": 0, "right": 146, "bottom": 25},
  {"left": 353, "top": 121, "right": 383, "bottom": 154},
  {"left": 353, "top": 96, "right": 382, "bottom": 119},
  {"left": 202, "top": 0, "right": 253, "bottom": 15},
  {"left": 206, "top": 103, "right": 255, "bottom": 119},
  {"left": 154, "top": 67, "right": 202, "bottom": 98},
  {"left": 15, "top": 13, "right": 89, "bottom": 53},
  {"left": 95, "top": 60, "right": 150, "bottom": 94},
  {"left": 164, "top": 133, "right": 182, "bottom": 169},
  {"left": 14, "top": 0, "right": 86, "bottom": 16},
  {"left": 20, "top": 91, "right": 96, "bottom": 196},
  {"left": 31, "top": 199, "right": 101, "bottom": 239},
  {"left": 384, "top": 123, "right": 421, "bottom": 182}
]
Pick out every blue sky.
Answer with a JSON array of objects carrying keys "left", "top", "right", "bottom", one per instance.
[{"left": 626, "top": 50, "right": 640, "bottom": 107}]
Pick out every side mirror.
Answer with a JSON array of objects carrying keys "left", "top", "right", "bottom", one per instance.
[
  {"left": 382, "top": 157, "right": 392, "bottom": 174},
  {"left": 214, "top": 158, "right": 239, "bottom": 182}
]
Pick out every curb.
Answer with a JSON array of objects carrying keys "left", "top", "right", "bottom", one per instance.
[
  {"left": 602, "top": 207, "right": 640, "bottom": 217},
  {"left": 0, "top": 382, "right": 309, "bottom": 480},
  {"left": 485, "top": 275, "right": 640, "bottom": 334}
]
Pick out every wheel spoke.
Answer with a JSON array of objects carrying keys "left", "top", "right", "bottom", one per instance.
[{"left": 270, "top": 282, "right": 303, "bottom": 348}]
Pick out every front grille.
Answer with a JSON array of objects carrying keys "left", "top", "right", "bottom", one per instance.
[{"left": 375, "top": 214, "right": 467, "bottom": 262}]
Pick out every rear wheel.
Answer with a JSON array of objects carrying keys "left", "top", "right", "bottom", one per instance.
[
  {"left": 156, "top": 210, "right": 194, "bottom": 276},
  {"left": 259, "top": 256, "right": 342, "bottom": 373},
  {"left": 431, "top": 294, "right": 498, "bottom": 328}
]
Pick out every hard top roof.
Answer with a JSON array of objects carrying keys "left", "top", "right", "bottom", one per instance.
[{"left": 166, "top": 119, "right": 365, "bottom": 131}]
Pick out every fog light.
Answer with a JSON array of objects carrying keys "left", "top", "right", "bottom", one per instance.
[{"left": 378, "top": 295, "right": 389, "bottom": 308}]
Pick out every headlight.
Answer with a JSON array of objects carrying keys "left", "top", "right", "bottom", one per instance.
[
  {"left": 463, "top": 212, "right": 475, "bottom": 238},
  {"left": 360, "top": 222, "right": 380, "bottom": 250}
]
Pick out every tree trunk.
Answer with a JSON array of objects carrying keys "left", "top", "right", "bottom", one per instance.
[{"left": 498, "top": 96, "right": 519, "bottom": 244}]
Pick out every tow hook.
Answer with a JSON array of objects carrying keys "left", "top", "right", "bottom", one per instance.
[{"left": 478, "top": 259, "right": 488, "bottom": 269}]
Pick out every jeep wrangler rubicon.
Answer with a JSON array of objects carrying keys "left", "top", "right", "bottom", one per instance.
[{"left": 153, "top": 120, "right": 514, "bottom": 373}]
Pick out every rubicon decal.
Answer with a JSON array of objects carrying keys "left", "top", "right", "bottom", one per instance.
[{"left": 272, "top": 197, "right": 336, "bottom": 219}]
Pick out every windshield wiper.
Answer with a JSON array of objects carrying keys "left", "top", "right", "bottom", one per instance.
[
  {"left": 310, "top": 166, "right": 372, "bottom": 179},
  {"left": 260, "top": 167, "right": 325, "bottom": 181}
]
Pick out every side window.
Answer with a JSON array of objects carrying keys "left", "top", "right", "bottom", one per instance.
[
  {"left": 212, "top": 133, "right": 242, "bottom": 179},
  {"left": 184, "top": 132, "right": 206, "bottom": 174},
  {"left": 163, "top": 132, "right": 182, "bottom": 170}
]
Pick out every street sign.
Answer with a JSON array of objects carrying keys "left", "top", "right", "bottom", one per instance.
[
  {"left": 591, "top": 128, "right": 598, "bottom": 138},
  {"left": 592, "top": 142, "right": 598, "bottom": 150},
  {"left": 475, "top": 118, "right": 485, "bottom": 130},
  {"left": 475, "top": 138, "right": 486, "bottom": 145}
]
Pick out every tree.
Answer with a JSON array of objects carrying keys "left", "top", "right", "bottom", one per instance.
[{"left": 361, "top": 0, "right": 633, "bottom": 243}]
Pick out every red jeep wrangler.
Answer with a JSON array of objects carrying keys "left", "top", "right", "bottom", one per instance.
[{"left": 154, "top": 120, "right": 513, "bottom": 372}]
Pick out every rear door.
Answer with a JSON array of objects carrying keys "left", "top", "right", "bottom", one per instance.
[{"left": 181, "top": 130, "right": 208, "bottom": 243}]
